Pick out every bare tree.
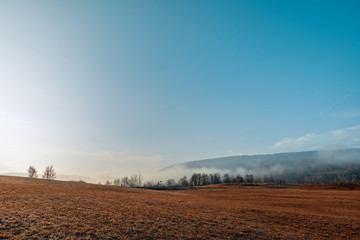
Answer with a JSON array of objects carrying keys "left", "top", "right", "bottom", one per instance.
[
  {"left": 28, "top": 166, "right": 38, "bottom": 178},
  {"left": 245, "top": 174, "right": 254, "bottom": 183},
  {"left": 223, "top": 173, "right": 232, "bottom": 183},
  {"left": 166, "top": 178, "right": 176, "bottom": 187},
  {"left": 234, "top": 173, "right": 244, "bottom": 183},
  {"left": 178, "top": 176, "right": 189, "bottom": 186},
  {"left": 212, "top": 173, "right": 222, "bottom": 184},
  {"left": 129, "top": 174, "right": 138, "bottom": 187},
  {"left": 121, "top": 176, "right": 129, "bottom": 187},
  {"left": 201, "top": 173, "right": 210, "bottom": 185},
  {"left": 113, "top": 178, "right": 121, "bottom": 186},
  {"left": 105, "top": 180, "right": 112, "bottom": 185},
  {"left": 143, "top": 180, "right": 155, "bottom": 188},
  {"left": 137, "top": 173, "right": 144, "bottom": 187},
  {"left": 190, "top": 173, "right": 201, "bottom": 186},
  {"left": 43, "top": 165, "right": 56, "bottom": 180}
]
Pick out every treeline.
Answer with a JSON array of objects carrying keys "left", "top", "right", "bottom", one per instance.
[
  {"left": 105, "top": 173, "right": 144, "bottom": 187},
  {"left": 151, "top": 165, "right": 360, "bottom": 188},
  {"left": 163, "top": 173, "right": 257, "bottom": 187},
  {"left": 280, "top": 163, "right": 360, "bottom": 184},
  {"left": 104, "top": 163, "right": 360, "bottom": 189},
  {"left": 140, "top": 173, "right": 261, "bottom": 188}
]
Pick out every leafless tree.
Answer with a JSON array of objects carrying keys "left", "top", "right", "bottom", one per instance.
[
  {"left": 201, "top": 173, "right": 210, "bottom": 185},
  {"left": 28, "top": 166, "right": 37, "bottom": 178},
  {"left": 166, "top": 178, "right": 176, "bottom": 187},
  {"left": 234, "top": 173, "right": 244, "bottom": 183},
  {"left": 245, "top": 174, "right": 254, "bottom": 183},
  {"left": 178, "top": 176, "right": 189, "bottom": 186},
  {"left": 121, "top": 176, "right": 129, "bottom": 187},
  {"left": 105, "top": 180, "right": 112, "bottom": 185},
  {"left": 211, "top": 173, "right": 222, "bottom": 184},
  {"left": 42, "top": 165, "right": 56, "bottom": 180},
  {"left": 190, "top": 173, "right": 201, "bottom": 186},
  {"left": 129, "top": 175, "right": 138, "bottom": 187},
  {"left": 137, "top": 173, "right": 144, "bottom": 187},
  {"left": 143, "top": 180, "right": 155, "bottom": 188},
  {"left": 223, "top": 173, "right": 231, "bottom": 183},
  {"left": 113, "top": 178, "right": 121, "bottom": 186},
  {"left": 117, "top": 174, "right": 144, "bottom": 188}
]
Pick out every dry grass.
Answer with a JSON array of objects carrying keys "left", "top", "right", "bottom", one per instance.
[{"left": 0, "top": 176, "right": 359, "bottom": 239}]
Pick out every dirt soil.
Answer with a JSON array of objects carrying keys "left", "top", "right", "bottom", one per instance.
[{"left": 0, "top": 176, "right": 359, "bottom": 239}]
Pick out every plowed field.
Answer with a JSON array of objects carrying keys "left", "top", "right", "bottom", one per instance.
[{"left": 0, "top": 176, "right": 359, "bottom": 239}]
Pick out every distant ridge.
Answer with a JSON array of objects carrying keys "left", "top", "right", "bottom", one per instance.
[{"left": 162, "top": 148, "right": 360, "bottom": 174}]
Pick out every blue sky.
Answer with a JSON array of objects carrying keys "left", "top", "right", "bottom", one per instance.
[{"left": 0, "top": 1, "right": 359, "bottom": 180}]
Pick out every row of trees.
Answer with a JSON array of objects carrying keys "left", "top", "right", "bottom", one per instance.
[
  {"left": 27, "top": 165, "right": 56, "bottom": 180},
  {"left": 152, "top": 173, "right": 257, "bottom": 188},
  {"left": 276, "top": 163, "right": 360, "bottom": 184},
  {"left": 105, "top": 173, "right": 144, "bottom": 187},
  {"left": 142, "top": 167, "right": 360, "bottom": 189},
  {"left": 107, "top": 173, "right": 257, "bottom": 189}
]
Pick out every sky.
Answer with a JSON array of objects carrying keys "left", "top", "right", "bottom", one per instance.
[{"left": 0, "top": 0, "right": 360, "bottom": 181}]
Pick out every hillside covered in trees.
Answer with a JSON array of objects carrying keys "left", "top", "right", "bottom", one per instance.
[{"left": 154, "top": 149, "right": 360, "bottom": 187}]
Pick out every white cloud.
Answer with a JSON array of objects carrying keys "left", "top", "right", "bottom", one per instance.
[
  {"left": 273, "top": 133, "right": 316, "bottom": 148},
  {"left": 331, "top": 125, "right": 360, "bottom": 136},
  {"left": 270, "top": 125, "right": 360, "bottom": 152},
  {"left": 338, "top": 111, "right": 360, "bottom": 118}
]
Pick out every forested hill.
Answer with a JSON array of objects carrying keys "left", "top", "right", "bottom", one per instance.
[
  {"left": 162, "top": 149, "right": 360, "bottom": 184},
  {"left": 164, "top": 149, "right": 360, "bottom": 171}
]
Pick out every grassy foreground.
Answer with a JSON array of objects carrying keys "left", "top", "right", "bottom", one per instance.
[{"left": 0, "top": 176, "right": 359, "bottom": 239}]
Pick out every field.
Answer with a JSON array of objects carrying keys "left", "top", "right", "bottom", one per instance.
[{"left": 0, "top": 176, "right": 359, "bottom": 239}]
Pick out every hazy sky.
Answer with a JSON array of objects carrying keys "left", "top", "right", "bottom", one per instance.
[{"left": 1, "top": 1, "right": 359, "bottom": 180}]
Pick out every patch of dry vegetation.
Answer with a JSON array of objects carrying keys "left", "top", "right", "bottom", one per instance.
[{"left": 0, "top": 176, "right": 359, "bottom": 239}]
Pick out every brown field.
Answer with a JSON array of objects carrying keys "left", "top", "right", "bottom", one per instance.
[{"left": 0, "top": 176, "right": 360, "bottom": 239}]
